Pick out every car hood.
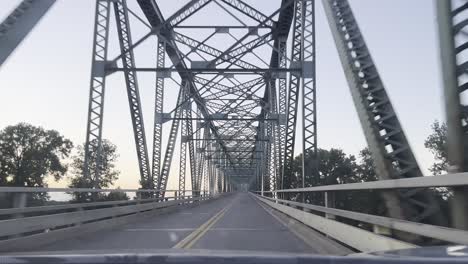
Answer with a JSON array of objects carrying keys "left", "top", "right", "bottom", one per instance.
[{"left": 2, "top": 247, "right": 468, "bottom": 263}]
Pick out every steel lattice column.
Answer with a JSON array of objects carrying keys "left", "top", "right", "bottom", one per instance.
[
  {"left": 0, "top": 0, "right": 56, "bottom": 66},
  {"left": 152, "top": 40, "right": 166, "bottom": 190},
  {"left": 198, "top": 123, "right": 209, "bottom": 193},
  {"left": 301, "top": 0, "right": 317, "bottom": 188},
  {"left": 84, "top": 0, "right": 111, "bottom": 186},
  {"left": 113, "top": 0, "right": 151, "bottom": 189},
  {"left": 436, "top": 0, "right": 468, "bottom": 229},
  {"left": 187, "top": 109, "right": 196, "bottom": 196},
  {"left": 282, "top": 0, "right": 304, "bottom": 190},
  {"left": 266, "top": 79, "right": 277, "bottom": 193},
  {"left": 277, "top": 39, "right": 288, "bottom": 189},
  {"left": 158, "top": 84, "right": 185, "bottom": 198},
  {"left": 323, "top": 0, "right": 444, "bottom": 227},
  {"left": 179, "top": 87, "right": 190, "bottom": 197}
]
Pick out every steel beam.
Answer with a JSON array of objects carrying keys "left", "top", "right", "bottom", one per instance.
[
  {"left": 113, "top": 0, "right": 151, "bottom": 189},
  {"left": 0, "top": 0, "right": 56, "bottom": 66},
  {"left": 436, "top": 0, "right": 468, "bottom": 229},
  {"left": 152, "top": 40, "right": 165, "bottom": 189},
  {"left": 84, "top": 0, "right": 111, "bottom": 186},
  {"left": 282, "top": 0, "right": 303, "bottom": 190},
  {"left": 322, "top": 0, "right": 444, "bottom": 227},
  {"left": 158, "top": 83, "right": 185, "bottom": 197},
  {"left": 301, "top": 0, "right": 317, "bottom": 188}
]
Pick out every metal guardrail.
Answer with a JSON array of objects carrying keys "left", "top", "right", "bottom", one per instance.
[
  {"left": 0, "top": 187, "right": 196, "bottom": 193},
  {"left": 0, "top": 196, "right": 206, "bottom": 238},
  {"left": 254, "top": 194, "right": 415, "bottom": 252},
  {"left": 261, "top": 173, "right": 468, "bottom": 193},
  {"left": 255, "top": 195, "right": 468, "bottom": 245},
  {"left": 254, "top": 172, "right": 468, "bottom": 251},
  {"left": 0, "top": 187, "right": 214, "bottom": 242}
]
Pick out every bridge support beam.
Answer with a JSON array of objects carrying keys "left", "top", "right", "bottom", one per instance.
[
  {"left": 0, "top": 0, "right": 56, "bottom": 67},
  {"left": 436, "top": 0, "right": 468, "bottom": 229},
  {"left": 113, "top": 0, "right": 152, "bottom": 189},
  {"left": 84, "top": 0, "right": 111, "bottom": 186},
  {"left": 322, "top": 0, "right": 444, "bottom": 229}
]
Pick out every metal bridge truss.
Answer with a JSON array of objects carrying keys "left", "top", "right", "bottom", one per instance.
[
  {"left": 79, "top": 0, "right": 448, "bottom": 226},
  {"left": 81, "top": 0, "right": 320, "bottom": 199},
  {"left": 436, "top": 0, "right": 468, "bottom": 229},
  {"left": 4, "top": 0, "right": 468, "bottom": 251}
]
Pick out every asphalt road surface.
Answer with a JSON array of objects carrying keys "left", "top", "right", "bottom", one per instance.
[{"left": 34, "top": 192, "right": 350, "bottom": 255}]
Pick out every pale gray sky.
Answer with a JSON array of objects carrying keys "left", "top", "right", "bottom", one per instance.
[{"left": 0, "top": 0, "right": 445, "bottom": 190}]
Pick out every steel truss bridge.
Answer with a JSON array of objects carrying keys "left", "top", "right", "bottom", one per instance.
[{"left": 2, "top": 0, "right": 468, "bottom": 255}]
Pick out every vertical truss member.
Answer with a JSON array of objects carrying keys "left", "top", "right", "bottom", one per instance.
[
  {"left": 301, "top": 0, "right": 318, "bottom": 189},
  {"left": 272, "top": 0, "right": 294, "bottom": 193},
  {"left": 158, "top": 84, "right": 186, "bottom": 197},
  {"left": 195, "top": 113, "right": 205, "bottom": 195},
  {"left": 187, "top": 108, "right": 196, "bottom": 196},
  {"left": 198, "top": 123, "right": 210, "bottom": 194},
  {"left": 113, "top": 0, "right": 151, "bottom": 189},
  {"left": 277, "top": 39, "right": 288, "bottom": 189},
  {"left": 0, "top": 0, "right": 56, "bottom": 66},
  {"left": 152, "top": 40, "right": 166, "bottom": 190},
  {"left": 282, "top": 0, "right": 305, "bottom": 190},
  {"left": 207, "top": 135, "right": 214, "bottom": 195},
  {"left": 179, "top": 86, "right": 190, "bottom": 198},
  {"left": 436, "top": 0, "right": 468, "bottom": 229},
  {"left": 323, "top": 0, "right": 444, "bottom": 227},
  {"left": 84, "top": 0, "right": 111, "bottom": 186},
  {"left": 257, "top": 120, "right": 266, "bottom": 195},
  {"left": 203, "top": 131, "right": 210, "bottom": 195},
  {"left": 268, "top": 79, "right": 279, "bottom": 195}
]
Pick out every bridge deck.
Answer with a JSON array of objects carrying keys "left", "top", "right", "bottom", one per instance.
[{"left": 35, "top": 193, "right": 349, "bottom": 254}]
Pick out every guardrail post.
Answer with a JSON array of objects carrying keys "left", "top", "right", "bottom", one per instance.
[
  {"left": 74, "top": 207, "right": 84, "bottom": 227},
  {"left": 12, "top": 193, "right": 27, "bottom": 219},
  {"left": 136, "top": 192, "right": 142, "bottom": 204},
  {"left": 11, "top": 192, "right": 27, "bottom": 238},
  {"left": 324, "top": 192, "right": 335, "bottom": 219}
]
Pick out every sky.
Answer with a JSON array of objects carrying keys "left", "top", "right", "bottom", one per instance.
[{"left": 0, "top": 0, "right": 445, "bottom": 190}]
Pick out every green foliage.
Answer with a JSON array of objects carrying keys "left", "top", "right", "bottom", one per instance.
[
  {"left": 424, "top": 120, "right": 448, "bottom": 175},
  {"left": 424, "top": 120, "right": 452, "bottom": 211},
  {"left": 68, "top": 139, "right": 120, "bottom": 202},
  {"left": 0, "top": 123, "right": 73, "bottom": 206},
  {"left": 104, "top": 188, "right": 130, "bottom": 201},
  {"left": 282, "top": 147, "right": 384, "bottom": 229},
  {"left": 0, "top": 123, "right": 73, "bottom": 186},
  {"left": 339, "top": 148, "right": 385, "bottom": 217}
]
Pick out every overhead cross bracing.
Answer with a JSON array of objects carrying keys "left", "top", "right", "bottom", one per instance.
[
  {"left": 77, "top": 0, "right": 448, "bottom": 234},
  {"left": 81, "top": 0, "right": 317, "bottom": 199},
  {"left": 133, "top": 0, "right": 317, "bottom": 197},
  {"left": 5, "top": 0, "right": 468, "bottom": 253}
]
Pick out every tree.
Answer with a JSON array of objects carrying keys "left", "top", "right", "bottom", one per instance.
[
  {"left": 104, "top": 188, "right": 130, "bottom": 201},
  {"left": 345, "top": 148, "right": 385, "bottom": 216},
  {"left": 286, "top": 148, "right": 359, "bottom": 205},
  {"left": 424, "top": 120, "right": 452, "bottom": 214},
  {"left": 68, "top": 139, "right": 120, "bottom": 202},
  {"left": 0, "top": 123, "right": 73, "bottom": 206},
  {"left": 289, "top": 148, "right": 383, "bottom": 223},
  {"left": 424, "top": 120, "right": 448, "bottom": 175}
]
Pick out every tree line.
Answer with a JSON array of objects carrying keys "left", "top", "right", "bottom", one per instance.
[
  {"left": 281, "top": 120, "right": 451, "bottom": 227},
  {"left": 0, "top": 121, "right": 450, "bottom": 211},
  {"left": 0, "top": 123, "right": 127, "bottom": 207}
]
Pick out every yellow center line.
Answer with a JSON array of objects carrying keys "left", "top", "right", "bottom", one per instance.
[{"left": 172, "top": 199, "right": 236, "bottom": 249}]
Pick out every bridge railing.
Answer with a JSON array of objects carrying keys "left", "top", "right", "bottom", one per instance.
[
  {"left": 254, "top": 173, "right": 468, "bottom": 252},
  {"left": 0, "top": 187, "right": 212, "bottom": 250}
]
